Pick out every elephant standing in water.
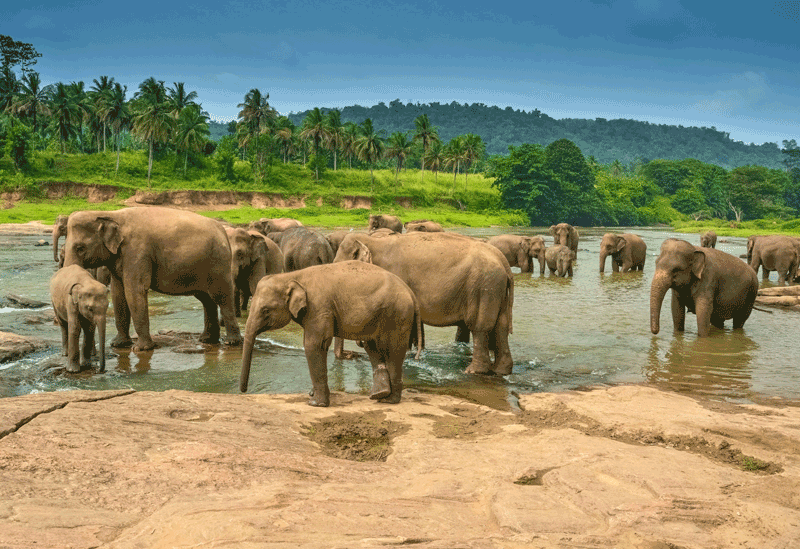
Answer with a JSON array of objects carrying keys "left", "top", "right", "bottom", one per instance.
[
  {"left": 368, "top": 214, "right": 403, "bottom": 233},
  {"left": 748, "top": 234, "right": 800, "bottom": 285},
  {"left": 278, "top": 227, "right": 335, "bottom": 272},
  {"left": 488, "top": 235, "right": 546, "bottom": 274},
  {"left": 599, "top": 233, "right": 647, "bottom": 273},
  {"left": 225, "top": 227, "right": 284, "bottom": 316},
  {"left": 64, "top": 207, "right": 242, "bottom": 352},
  {"left": 240, "top": 261, "right": 422, "bottom": 407},
  {"left": 650, "top": 239, "right": 758, "bottom": 337},
  {"left": 52, "top": 214, "right": 69, "bottom": 264},
  {"left": 545, "top": 245, "right": 575, "bottom": 277},
  {"left": 700, "top": 230, "right": 717, "bottom": 248},
  {"left": 550, "top": 223, "right": 579, "bottom": 255},
  {"left": 334, "top": 231, "right": 514, "bottom": 375}
]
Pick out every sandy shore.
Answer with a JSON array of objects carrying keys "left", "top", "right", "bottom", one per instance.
[{"left": 1, "top": 386, "right": 799, "bottom": 548}]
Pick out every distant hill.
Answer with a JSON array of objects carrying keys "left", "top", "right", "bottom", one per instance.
[
  {"left": 285, "top": 101, "right": 784, "bottom": 169},
  {"left": 208, "top": 120, "right": 232, "bottom": 143}
]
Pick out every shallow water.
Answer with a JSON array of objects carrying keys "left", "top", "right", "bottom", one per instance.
[{"left": 1, "top": 227, "right": 798, "bottom": 405}]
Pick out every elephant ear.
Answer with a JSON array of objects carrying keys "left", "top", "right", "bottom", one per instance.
[
  {"left": 69, "top": 283, "right": 82, "bottom": 304},
  {"left": 286, "top": 280, "right": 307, "bottom": 319},
  {"left": 549, "top": 225, "right": 557, "bottom": 235},
  {"left": 691, "top": 250, "right": 707, "bottom": 279},
  {"left": 615, "top": 237, "right": 627, "bottom": 253},
  {"left": 348, "top": 239, "right": 372, "bottom": 263},
  {"left": 98, "top": 217, "right": 123, "bottom": 254}
]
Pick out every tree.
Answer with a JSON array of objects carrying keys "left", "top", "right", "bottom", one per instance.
[
  {"left": 424, "top": 140, "right": 444, "bottom": 184},
  {"left": 413, "top": 114, "right": 439, "bottom": 182},
  {"left": 175, "top": 104, "right": 209, "bottom": 176},
  {"left": 0, "top": 35, "right": 41, "bottom": 75},
  {"left": 299, "top": 107, "right": 330, "bottom": 181},
  {"left": 132, "top": 77, "right": 173, "bottom": 185},
  {"left": 47, "top": 82, "right": 80, "bottom": 153},
  {"left": 341, "top": 121, "right": 360, "bottom": 169},
  {"left": 167, "top": 82, "right": 198, "bottom": 118},
  {"left": 0, "top": 66, "right": 18, "bottom": 113},
  {"left": 488, "top": 143, "right": 551, "bottom": 222},
  {"left": 237, "top": 88, "right": 275, "bottom": 168},
  {"left": 89, "top": 76, "right": 115, "bottom": 152},
  {"left": 355, "top": 118, "right": 385, "bottom": 191},
  {"left": 10, "top": 71, "right": 47, "bottom": 143},
  {"left": 102, "top": 82, "right": 130, "bottom": 176},
  {"left": 725, "top": 165, "right": 787, "bottom": 221},
  {"left": 543, "top": 138, "right": 601, "bottom": 224},
  {"left": 274, "top": 116, "right": 295, "bottom": 164},
  {"left": 325, "top": 109, "right": 343, "bottom": 170},
  {"left": 460, "top": 133, "right": 485, "bottom": 190},
  {"left": 443, "top": 136, "right": 466, "bottom": 192},
  {"left": 385, "top": 131, "right": 412, "bottom": 183}
]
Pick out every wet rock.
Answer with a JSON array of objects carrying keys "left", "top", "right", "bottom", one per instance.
[
  {"left": 34, "top": 239, "right": 49, "bottom": 246},
  {"left": 0, "top": 331, "right": 47, "bottom": 363},
  {"left": 2, "top": 293, "right": 49, "bottom": 309}
]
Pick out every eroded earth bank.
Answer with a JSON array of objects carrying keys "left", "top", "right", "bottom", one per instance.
[{"left": 1, "top": 386, "right": 799, "bottom": 548}]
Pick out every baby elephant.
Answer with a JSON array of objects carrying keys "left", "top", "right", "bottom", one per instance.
[
  {"left": 50, "top": 265, "right": 109, "bottom": 373},
  {"left": 545, "top": 244, "right": 575, "bottom": 277},
  {"left": 240, "top": 261, "right": 422, "bottom": 407}
]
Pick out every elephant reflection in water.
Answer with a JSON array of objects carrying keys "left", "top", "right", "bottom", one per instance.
[{"left": 645, "top": 332, "right": 758, "bottom": 400}]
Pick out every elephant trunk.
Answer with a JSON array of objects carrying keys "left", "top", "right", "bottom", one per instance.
[
  {"left": 599, "top": 251, "right": 607, "bottom": 273},
  {"left": 97, "top": 314, "right": 106, "bottom": 372},
  {"left": 650, "top": 270, "right": 671, "bottom": 334},
  {"left": 240, "top": 318, "right": 258, "bottom": 392}
]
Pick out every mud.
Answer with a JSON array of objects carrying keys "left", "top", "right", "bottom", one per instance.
[{"left": 302, "top": 410, "right": 410, "bottom": 461}]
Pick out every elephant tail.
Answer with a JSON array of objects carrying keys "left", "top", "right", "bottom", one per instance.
[{"left": 505, "top": 271, "right": 514, "bottom": 335}]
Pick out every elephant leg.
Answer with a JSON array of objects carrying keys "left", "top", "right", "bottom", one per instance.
[
  {"left": 80, "top": 317, "right": 95, "bottom": 367},
  {"left": 695, "top": 297, "right": 713, "bottom": 337},
  {"left": 67, "top": 319, "right": 82, "bottom": 373},
  {"left": 333, "top": 336, "right": 345, "bottom": 359},
  {"left": 124, "top": 281, "right": 155, "bottom": 352},
  {"left": 381, "top": 346, "right": 406, "bottom": 404},
  {"left": 196, "top": 292, "right": 221, "bottom": 344},
  {"left": 233, "top": 286, "right": 242, "bottom": 317},
  {"left": 733, "top": 305, "right": 753, "bottom": 329},
  {"left": 710, "top": 313, "right": 725, "bottom": 330},
  {"left": 671, "top": 292, "right": 686, "bottom": 332},
  {"left": 465, "top": 330, "right": 493, "bottom": 374},
  {"left": 363, "top": 341, "right": 392, "bottom": 401},
  {"left": 489, "top": 313, "right": 513, "bottom": 376},
  {"left": 455, "top": 321, "right": 470, "bottom": 343},
  {"left": 612, "top": 259, "right": 620, "bottom": 273},
  {"left": 304, "top": 335, "right": 332, "bottom": 407},
  {"left": 59, "top": 321, "right": 69, "bottom": 356},
  {"left": 110, "top": 278, "right": 134, "bottom": 348},
  {"left": 212, "top": 282, "right": 242, "bottom": 346}
]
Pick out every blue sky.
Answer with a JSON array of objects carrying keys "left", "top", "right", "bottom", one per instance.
[{"left": 6, "top": 0, "right": 800, "bottom": 145}]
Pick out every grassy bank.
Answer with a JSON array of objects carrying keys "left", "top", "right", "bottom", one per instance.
[{"left": 671, "top": 218, "right": 800, "bottom": 238}]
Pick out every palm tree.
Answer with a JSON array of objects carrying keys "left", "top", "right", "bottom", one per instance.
[
  {"left": 90, "top": 76, "right": 115, "bottom": 151},
  {"left": 460, "top": 133, "right": 485, "bottom": 190},
  {"left": 385, "top": 131, "right": 412, "bottom": 183},
  {"left": 274, "top": 116, "right": 295, "bottom": 163},
  {"left": 167, "top": 82, "right": 198, "bottom": 118},
  {"left": 0, "top": 66, "right": 18, "bottom": 113},
  {"left": 355, "top": 118, "right": 385, "bottom": 191},
  {"left": 424, "top": 140, "right": 445, "bottom": 184},
  {"left": 299, "top": 107, "right": 330, "bottom": 181},
  {"left": 102, "top": 82, "right": 130, "bottom": 175},
  {"left": 132, "top": 77, "right": 173, "bottom": 186},
  {"left": 68, "top": 81, "right": 89, "bottom": 150},
  {"left": 237, "top": 88, "right": 275, "bottom": 164},
  {"left": 325, "top": 109, "right": 343, "bottom": 170},
  {"left": 47, "top": 82, "right": 80, "bottom": 153},
  {"left": 443, "top": 136, "right": 466, "bottom": 192},
  {"left": 175, "top": 104, "right": 209, "bottom": 176},
  {"left": 341, "top": 121, "right": 360, "bottom": 169},
  {"left": 11, "top": 71, "right": 47, "bottom": 143},
  {"left": 413, "top": 114, "right": 439, "bottom": 183}
]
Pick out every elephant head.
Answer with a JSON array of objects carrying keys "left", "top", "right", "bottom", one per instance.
[
  {"left": 520, "top": 236, "right": 545, "bottom": 272},
  {"left": 549, "top": 223, "right": 578, "bottom": 250},
  {"left": 553, "top": 246, "right": 575, "bottom": 277},
  {"left": 746, "top": 235, "right": 762, "bottom": 263},
  {"left": 52, "top": 214, "right": 69, "bottom": 264},
  {"left": 70, "top": 279, "right": 109, "bottom": 372},
  {"left": 333, "top": 237, "right": 373, "bottom": 264},
  {"left": 64, "top": 212, "right": 123, "bottom": 270},
  {"left": 368, "top": 215, "right": 384, "bottom": 232},
  {"left": 650, "top": 239, "right": 705, "bottom": 334},
  {"left": 227, "top": 228, "right": 267, "bottom": 282},
  {"left": 599, "top": 233, "right": 626, "bottom": 272},
  {"left": 240, "top": 277, "right": 307, "bottom": 392}
]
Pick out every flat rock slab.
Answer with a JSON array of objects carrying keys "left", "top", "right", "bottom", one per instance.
[
  {"left": 0, "top": 331, "right": 49, "bottom": 364},
  {"left": 0, "top": 386, "right": 799, "bottom": 548}
]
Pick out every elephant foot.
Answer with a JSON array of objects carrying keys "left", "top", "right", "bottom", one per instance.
[
  {"left": 465, "top": 360, "right": 492, "bottom": 375},
  {"left": 492, "top": 357, "right": 514, "bottom": 376},
  {"left": 223, "top": 335, "right": 243, "bottom": 347},
  {"left": 378, "top": 392, "right": 402, "bottom": 404},
  {"left": 132, "top": 340, "right": 156, "bottom": 353},
  {"left": 336, "top": 350, "right": 360, "bottom": 360},
  {"left": 199, "top": 333, "right": 220, "bottom": 345},
  {"left": 370, "top": 366, "right": 392, "bottom": 400},
  {"left": 66, "top": 362, "right": 81, "bottom": 374},
  {"left": 110, "top": 336, "right": 134, "bottom": 348}
]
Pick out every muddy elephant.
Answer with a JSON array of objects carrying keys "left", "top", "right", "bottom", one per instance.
[
  {"left": 599, "top": 233, "right": 647, "bottom": 273},
  {"left": 545, "top": 244, "right": 575, "bottom": 277},
  {"left": 50, "top": 264, "right": 109, "bottom": 373},
  {"left": 64, "top": 207, "right": 242, "bottom": 352},
  {"left": 748, "top": 234, "right": 800, "bottom": 285},
  {"left": 405, "top": 219, "right": 444, "bottom": 232},
  {"left": 487, "top": 234, "right": 546, "bottom": 274},
  {"left": 240, "top": 261, "right": 422, "bottom": 406},
  {"left": 279, "top": 227, "right": 335, "bottom": 272},
  {"left": 368, "top": 214, "right": 403, "bottom": 233},
  {"left": 700, "top": 230, "right": 717, "bottom": 249},
  {"left": 248, "top": 217, "right": 303, "bottom": 234},
  {"left": 550, "top": 223, "right": 579, "bottom": 255},
  {"left": 650, "top": 239, "right": 758, "bottom": 337},
  {"left": 225, "top": 227, "right": 284, "bottom": 316},
  {"left": 334, "top": 231, "right": 514, "bottom": 375}
]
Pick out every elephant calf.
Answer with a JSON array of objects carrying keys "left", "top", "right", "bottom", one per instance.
[
  {"left": 50, "top": 264, "right": 109, "bottom": 373},
  {"left": 240, "top": 261, "right": 422, "bottom": 407},
  {"left": 545, "top": 245, "right": 575, "bottom": 277}
]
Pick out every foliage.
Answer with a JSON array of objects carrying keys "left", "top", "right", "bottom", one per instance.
[{"left": 3, "top": 121, "right": 32, "bottom": 171}]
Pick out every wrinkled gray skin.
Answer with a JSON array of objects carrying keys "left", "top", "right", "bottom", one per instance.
[
  {"left": 248, "top": 217, "right": 303, "bottom": 234},
  {"left": 487, "top": 234, "right": 546, "bottom": 274},
  {"left": 545, "top": 244, "right": 575, "bottom": 277},
  {"left": 50, "top": 264, "right": 109, "bottom": 373},
  {"left": 279, "top": 227, "right": 335, "bottom": 272},
  {"left": 700, "top": 230, "right": 717, "bottom": 249},
  {"left": 334, "top": 231, "right": 514, "bottom": 375},
  {"left": 225, "top": 227, "right": 285, "bottom": 316},
  {"left": 240, "top": 261, "right": 422, "bottom": 407},
  {"left": 405, "top": 219, "right": 444, "bottom": 232},
  {"left": 650, "top": 239, "right": 758, "bottom": 337},
  {"left": 549, "top": 223, "right": 579, "bottom": 255},
  {"left": 748, "top": 234, "right": 800, "bottom": 285},
  {"left": 64, "top": 207, "right": 242, "bottom": 352},
  {"left": 368, "top": 214, "right": 403, "bottom": 233},
  {"left": 599, "top": 233, "right": 647, "bottom": 273}
]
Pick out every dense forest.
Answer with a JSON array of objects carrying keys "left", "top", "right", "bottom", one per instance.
[{"left": 287, "top": 101, "right": 785, "bottom": 170}]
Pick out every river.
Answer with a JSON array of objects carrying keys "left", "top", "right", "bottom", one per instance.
[{"left": 1, "top": 226, "right": 798, "bottom": 406}]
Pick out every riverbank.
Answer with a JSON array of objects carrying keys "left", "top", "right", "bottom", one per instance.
[{"left": 1, "top": 386, "right": 798, "bottom": 548}]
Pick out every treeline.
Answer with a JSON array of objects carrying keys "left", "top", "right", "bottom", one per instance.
[
  {"left": 490, "top": 139, "right": 800, "bottom": 226},
  {"left": 287, "top": 100, "right": 785, "bottom": 169}
]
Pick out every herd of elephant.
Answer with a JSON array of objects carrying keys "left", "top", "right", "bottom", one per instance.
[{"left": 47, "top": 208, "right": 799, "bottom": 407}]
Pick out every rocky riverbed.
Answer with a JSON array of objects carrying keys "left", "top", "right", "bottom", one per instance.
[{"left": 1, "top": 386, "right": 799, "bottom": 548}]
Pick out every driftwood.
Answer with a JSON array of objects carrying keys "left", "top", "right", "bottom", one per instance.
[{"left": 758, "top": 286, "right": 800, "bottom": 297}]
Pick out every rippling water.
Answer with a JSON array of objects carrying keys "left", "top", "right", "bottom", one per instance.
[{"left": 1, "top": 227, "right": 798, "bottom": 405}]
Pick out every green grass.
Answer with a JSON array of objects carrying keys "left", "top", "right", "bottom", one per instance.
[{"left": 671, "top": 218, "right": 800, "bottom": 237}]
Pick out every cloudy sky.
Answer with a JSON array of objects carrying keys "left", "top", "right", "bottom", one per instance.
[{"left": 7, "top": 0, "right": 800, "bottom": 145}]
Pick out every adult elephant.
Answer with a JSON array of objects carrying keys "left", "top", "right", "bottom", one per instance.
[
  {"left": 550, "top": 223, "right": 579, "bottom": 255},
  {"left": 225, "top": 227, "right": 284, "bottom": 316},
  {"left": 368, "top": 214, "right": 403, "bottom": 233},
  {"left": 279, "top": 227, "right": 335, "bottom": 272},
  {"left": 700, "top": 230, "right": 717, "bottom": 248},
  {"left": 487, "top": 234, "right": 546, "bottom": 274},
  {"left": 249, "top": 217, "right": 303, "bottom": 235},
  {"left": 64, "top": 207, "right": 243, "bottom": 352},
  {"left": 334, "top": 231, "right": 514, "bottom": 375},
  {"left": 599, "top": 233, "right": 647, "bottom": 273},
  {"left": 405, "top": 219, "right": 443, "bottom": 232},
  {"left": 650, "top": 238, "right": 758, "bottom": 337},
  {"left": 748, "top": 234, "right": 800, "bottom": 285}
]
